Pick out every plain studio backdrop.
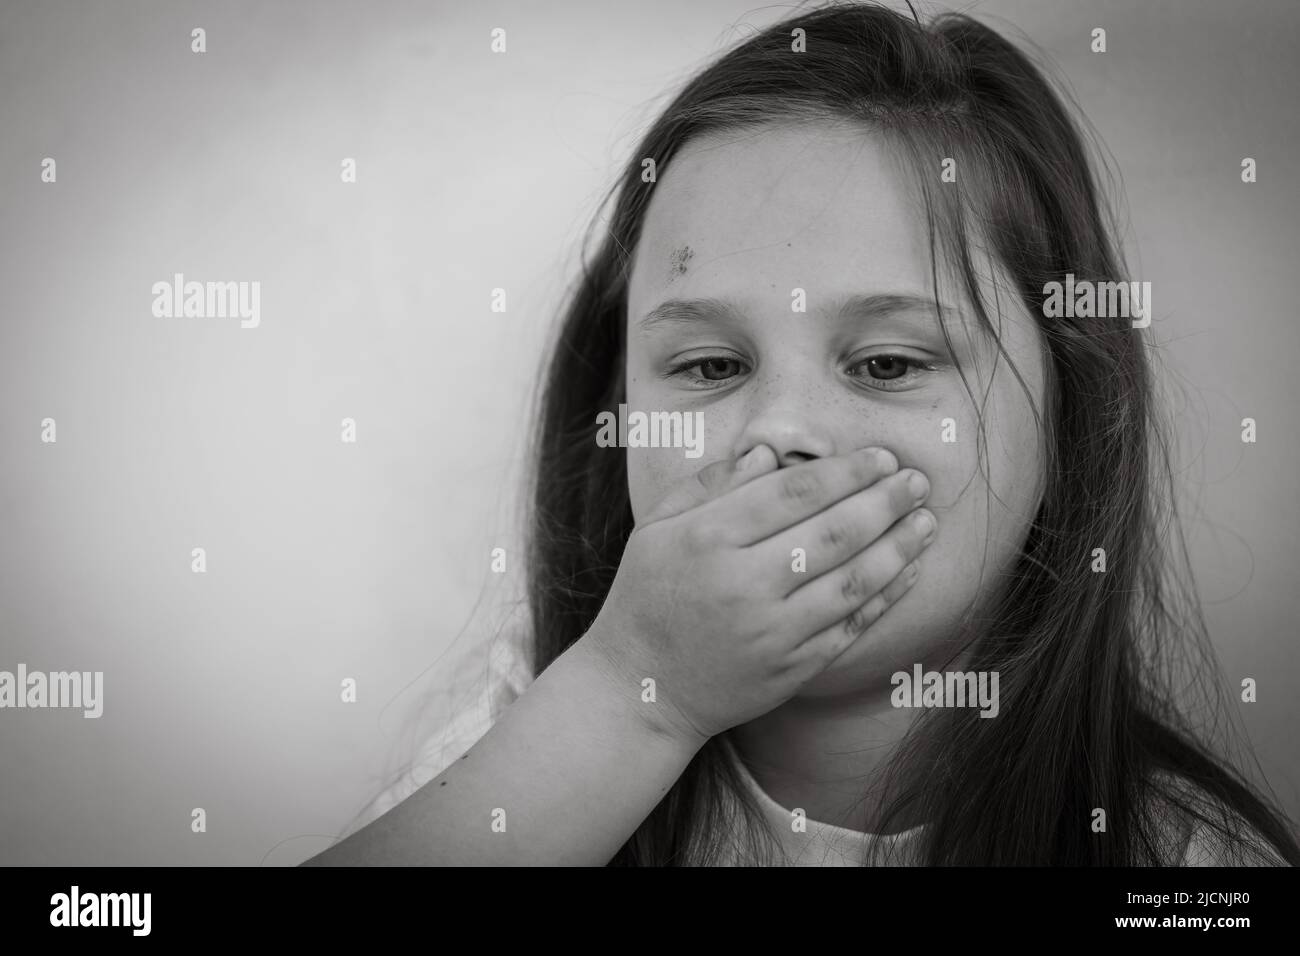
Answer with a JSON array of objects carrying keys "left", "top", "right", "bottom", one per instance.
[{"left": 0, "top": 0, "right": 1297, "bottom": 866}]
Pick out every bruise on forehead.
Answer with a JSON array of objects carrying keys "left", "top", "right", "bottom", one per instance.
[{"left": 667, "top": 244, "right": 694, "bottom": 283}]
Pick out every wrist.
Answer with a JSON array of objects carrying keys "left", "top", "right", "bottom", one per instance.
[{"left": 571, "top": 623, "right": 711, "bottom": 753}]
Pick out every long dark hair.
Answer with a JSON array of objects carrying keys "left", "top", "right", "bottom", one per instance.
[{"left": 522, "top": 0, "right": 1299, "bottom": 865}]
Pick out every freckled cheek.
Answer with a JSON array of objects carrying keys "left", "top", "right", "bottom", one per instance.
[
  {"left": 623, "top": 392, "right": 750, "bottom": 513},
  {"left": 623, "top": 376, "right": 677, "bottom": 521},
  {"left": 626, "top": 446, "right": 714, "bottom": 523},
  {"left": 887, "top": 405, "right": 974, "bottom": 515},
  {"left": 906, "top": 400, "right": 1043, "bottom": 584},
  {"left": 626, "top": 448, "right": 663, "bottom": 523},
  {"left": 896, "top": 441, "right": 973, "bottom": 571}
]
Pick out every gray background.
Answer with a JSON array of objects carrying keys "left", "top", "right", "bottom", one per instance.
[{"left": 1, "top": 0, "right": 1296, "bottom": 865}]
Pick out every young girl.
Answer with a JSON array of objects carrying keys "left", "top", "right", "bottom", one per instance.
[{"left": 307, "top": 1, "right": 1299, "bottom": 866}]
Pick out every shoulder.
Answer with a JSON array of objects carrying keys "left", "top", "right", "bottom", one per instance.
[
  {"left": 483, "top": 612, "right": 536, "bottom": 702},
  {"left": 339, "top": 618, "right": 535, "bottom": 837},
  {"left": 1146, "top": 770, "right": 1290, "bottom": 867}
]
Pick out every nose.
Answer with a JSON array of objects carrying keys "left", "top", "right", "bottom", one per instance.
[{"left": 730, "top": 378, "right": 838, "bottom": 468}]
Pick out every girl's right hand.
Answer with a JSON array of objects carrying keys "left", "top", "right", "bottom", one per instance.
[{"left": 583, "top": 443, "right": 936, "bottom": 746}]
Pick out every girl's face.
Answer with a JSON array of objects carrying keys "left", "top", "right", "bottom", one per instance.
[{"left": 623, "top": 121, "right": 1049, "bottom": 697}]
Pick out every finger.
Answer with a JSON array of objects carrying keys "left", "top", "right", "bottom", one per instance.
[
  {"left": 781, "top": 506, "right": 934, "bottom": 637},
  {"left": 760, "top": 471, "right": 931, "bottom": 595},
  {"left": 637, "top": 443, "right": 779, "bottom": 527},
  {"left": 784, "top": 559, "right": 921, "bottom": 684},
  {"left": 699, "top": 445, "right": 901, "bottom": 547}
]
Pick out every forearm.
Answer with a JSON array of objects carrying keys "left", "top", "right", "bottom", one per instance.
[{"left": 303, "top": 634, "right": 704, "bottom": 866}]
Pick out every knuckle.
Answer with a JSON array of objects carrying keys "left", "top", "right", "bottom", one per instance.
[
  {"left": 778, "top": 470, "right": 823, "bottom": 506},
  {"left": 843, "top": 599, "right": 879, "bottom": 639},
  {"left": 842, "top": 608, "right": 867, "bottom": 640},
  {"left": 819, "top": 518, "right": 851, "bottom": 554},
  {"left": 852, "top": 598, "right": 883, "bottom": 634},
  {"left": 717, "top": 587, "right": 747, "bottom": 612},
  {"left": 838, "top": 565, "right": 870, "bottom": 604},
  {"left": 680, "top": 520, "right": 714, "bottom": 553}
]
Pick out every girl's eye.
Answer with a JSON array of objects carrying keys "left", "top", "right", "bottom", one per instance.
[
  {"left": 848, "top": 354, "right": 937, "bottom": 391},
  {"left": 663, "top": 353, "right": 938, "bottom": 391},
  {"left": 695, "top": 357, "right": 743, "bottom": 380},
  {"left": 663, "top": 355, "right": 748, "bottom": 387},
  {"left": 862, "top": 356, "right": 909, "bottom": 380}
]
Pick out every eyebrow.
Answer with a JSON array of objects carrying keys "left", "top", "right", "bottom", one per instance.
[{"left": 636, "top": 293, "right": 963, "bottom": 332}]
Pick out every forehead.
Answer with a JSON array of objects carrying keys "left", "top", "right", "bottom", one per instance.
[{"left": 627, "top": 121, "right": 933, "bottom": 313}]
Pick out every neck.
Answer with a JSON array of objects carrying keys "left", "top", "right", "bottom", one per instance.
[
  {"left": 728, "top": 636, "right": 982, "bottom": 835},
  {"left": 729, "top": 680, "right": 924, "bottom": 834}
]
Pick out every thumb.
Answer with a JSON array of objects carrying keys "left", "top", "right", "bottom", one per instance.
[{"left": 637, "top": 444, "right": 779, "bottom": 526}]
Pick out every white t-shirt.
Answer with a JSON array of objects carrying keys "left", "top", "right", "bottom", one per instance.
[
  {"left": 713, "top": 732, "right": 924, "bottom": 866},
  {"left": 339, "top": 628, "right": 534, "bottom": 839},
  {"left": 341, "top": 627, "right": 1285, "bottom": 866}
]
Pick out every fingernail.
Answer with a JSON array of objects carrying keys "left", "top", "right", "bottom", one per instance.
[
  {"left": 907, "top": 470, "right": 929, "bottom": 501},
  {"left": 737, "top": 446, "right": 762, "bottom": 471}
]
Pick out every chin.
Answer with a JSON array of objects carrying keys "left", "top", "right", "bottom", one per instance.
[{"left": 792, "top": 595, "right": 972, "bottom": 699}]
